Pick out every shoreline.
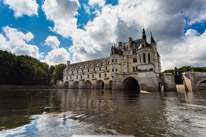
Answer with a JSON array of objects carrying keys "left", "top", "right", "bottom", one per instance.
[{"left": 0, "top": 85, "right": 56, "bottom": 89}]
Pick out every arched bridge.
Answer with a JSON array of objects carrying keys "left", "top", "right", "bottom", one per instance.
[{"left": 183, "top": 72, "right": 206, "bottom": 92}]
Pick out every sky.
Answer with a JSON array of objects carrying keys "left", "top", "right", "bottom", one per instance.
[{"left": 0, "top": 0, "right": 206, "bottom": 70}]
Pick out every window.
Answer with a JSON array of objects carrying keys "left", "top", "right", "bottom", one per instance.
[
  {"left": 116, "top": 69, "right": 118, "bottom": 72},
  {"left": 148, "top": 53, "right": 151, "bottom": 63},
  {"left": 82, "top": 70, "right": 83, "bottom": 72},
  {"left": 105, "top": 73, "right": 107, "bottom": 77},
  {"left": 106, "top": 66, "right": 107, "bottom": 70},
  {"left": 81, "top": 75, "right": 82, "bottom": 79},
  {"left": 88, "top": 69, "right": 89, "bottom": 72},
  {"left": 92, "top": 74, "right": 94, "bottom": 78},
  {"left": 139, "top": 55, "right": 141, "bottom": 63},
  {"left": 143, "top": 53, "right": 146, "bottom": 63},
  {"left": 115, "top": 59, "right": 117, "bottom": 62},
  {"left": 99, "top": 74, "right": 101, "bottom": 78},
  {"left": 72, "top": 71, "right": 73, "bottom": 74},
  {"left": 70, "top": 76, "right": 72, "bottom": 79},
  {"left": 77, "top": 70, "right": 78, "bottom": 73},
  {"left": 133, "top": 67, "right": 136, "bottom": 72},
  {"left": 93, "top": 68, "right": 95, "bottom": 71},
  {"left": 133, "top": 58, "right": 137, "bottom": 63},
  {"left": 133, "top": 49, "right": 136, "bottom": 54},
  {"left": 76, "top": 76, "right": 78, "bottom": 79},
  {"left": 99, "top": 67, "right": 101, "bottom": 71},
  {"left": 112, "top": 69, "right": 114, "bottom": 72},
  {"left": 112, "top": 59, "right": 114, "bottom": 62},
  {"left": 88, "top": 75, "right": 89, "bottom": 78}
]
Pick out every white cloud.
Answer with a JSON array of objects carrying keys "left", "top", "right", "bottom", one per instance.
[
  {"left": 45, "top": 48, "right": 70, "bottom": 65},
  {"left": 42, "top": 0, "right": 79, "bottom": 38},
  {"left": 161, "top": 30, "right": 206, "bottom": 70},
  {"left": 0, "top": 26, "right": 42, "bottom": 59},
  {"left": 89, "top": 0, "right": 105, "bottom": 7},
  {"left": 188, "top": 8, "right": 206, "bottom": 25},
  {"left": 185, "top": 29, "right": 200, "bottom": 37},
  {"left": 42, "top": 0, "right": 206, "bottom": 70},
  {"left": 3, "top": 0, "right": 39, "bottom": 17},
  {"left": 45, "top": 36, "right": 60, "bottom": 49}
]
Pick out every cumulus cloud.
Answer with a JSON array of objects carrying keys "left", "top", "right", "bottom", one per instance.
[
  {"left": 0, "top": 26, "right": 42, "bottom": 58},
  {"left": 89, "top": 0, "right": 105, "bottom": 7},
  {"left": 45, "top": 36, "right": 60, "bottom": 49},
  {"left": 45, "top": 48, "right": 70, "bottom": 65},
  {"left": 42, "top": 0, "right": 206, "bottom": 70},
  {"left": 42, "top": 0, "right": 79, "bottom": 38},
  {"left": 161, "top": 30, "right": 206, "bottom": 70},
  {"left": 3, "top": 0, "right": 39, "bottom": 17},
  {"left": 185, "top": 29, "right": 200, "bottom": 37}
]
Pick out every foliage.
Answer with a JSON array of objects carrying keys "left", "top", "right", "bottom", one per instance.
[
  {"left": 164, "top": 66, "right": 206, "bottom": 73},
  {"left": 52, "top": 64, "right": 66, "bottom": 84},
  {"left": 0, "top": 50, "right": 66, "bottom": 85}
]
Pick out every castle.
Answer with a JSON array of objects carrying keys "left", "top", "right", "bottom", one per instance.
[{"left": 61, "top": 29, "right": 174, "bottom": 91}]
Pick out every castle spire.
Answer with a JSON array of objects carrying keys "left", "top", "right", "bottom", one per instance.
[
  {"left": 150, "top": 32, "right": 156, "bottom": 44},
  {"left": 142, "top": 28, "right": 146, "bottom": 40}
]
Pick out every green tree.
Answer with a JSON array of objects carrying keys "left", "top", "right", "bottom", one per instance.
[{"left": 53, "top": 64, "right": 66, "bottom": 84}]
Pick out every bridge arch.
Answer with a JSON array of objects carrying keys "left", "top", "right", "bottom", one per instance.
[
  {"left": 196, "top": 78, "right": 206, "bottom": 90},
  {"left": 64, "top": 81, "right": 69, "bottom": 88},
  {"left": 84, "top": 80, "right": 92, "bottom": 89},
  {"left": 73, "top": 81, "right": 79, "bottom": 89},
  {"left": 96, "top": 80, "right": 104, "bottom": 89},
  {"left": 123, "top": 77, "right": 140, "bottom": 92}
]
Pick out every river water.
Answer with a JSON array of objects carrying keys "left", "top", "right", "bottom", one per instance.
[{"left": 0, "top": 88, "right": 206, "bottom": 137}]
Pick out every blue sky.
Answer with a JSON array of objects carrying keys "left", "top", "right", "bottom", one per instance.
[{"left": 0, "top": 0, "right": 206, "bottom": 70}]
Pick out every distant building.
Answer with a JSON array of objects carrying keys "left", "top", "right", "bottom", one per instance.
[{"left": 62, "top": 29, "right": 163, "bottom": 91}]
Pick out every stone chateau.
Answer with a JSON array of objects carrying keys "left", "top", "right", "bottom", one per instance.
[{"left": 61, "top": 29, "right": 175, "bottom": 91}]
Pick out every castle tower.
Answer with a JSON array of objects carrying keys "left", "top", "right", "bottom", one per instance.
[{"left": 150, "top": 32, "right": 161, "bottom": 73}]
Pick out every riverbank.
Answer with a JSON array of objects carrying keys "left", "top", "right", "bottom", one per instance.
[{"left": 0, "top": 85, "right": 55, "bottom": 89}]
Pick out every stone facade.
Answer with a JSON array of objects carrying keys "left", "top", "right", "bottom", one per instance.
[{"left": 63, "top": 29, "right": 162, "bottom": 91}]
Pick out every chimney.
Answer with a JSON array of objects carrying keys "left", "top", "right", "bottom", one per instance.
[
  {"left": 129, "top": 37, "right": 132, "bottom": 46},
  {"left": 67, "top": 61, "right": 71, "bottom": 66},
  {"left": 118, "top": 42, "right": 122, "bottom": 47}
]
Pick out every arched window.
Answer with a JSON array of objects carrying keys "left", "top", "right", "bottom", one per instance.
[
  {"left": 148, "top": 53, "right": 151, "bottom": 63},
  {"left": 143, "top": 53, "right": 146, "bottom": 63}
]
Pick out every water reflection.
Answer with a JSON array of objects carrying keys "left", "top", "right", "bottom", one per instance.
[{"left": 0, "top": 89, "right": 206, "bottom": 137}]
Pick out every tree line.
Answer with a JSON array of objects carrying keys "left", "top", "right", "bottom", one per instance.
[
  {"left": 0, "top": 50, "right": 66, "bottom": 85},
  {"left": 164, "top": 66, "right": 206, "bottom": 84}
]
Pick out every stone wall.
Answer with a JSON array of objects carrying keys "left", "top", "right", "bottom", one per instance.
[
  {"left": 138, "top": 71, "right": 158, "bottom": 91},
  {"left": 160, "top": 73, "right": 177, "bottom": 91}
]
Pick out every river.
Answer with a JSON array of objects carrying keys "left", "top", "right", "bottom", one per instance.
[{"left": 0, "top": 87, "right": 206, "bottom": 137}]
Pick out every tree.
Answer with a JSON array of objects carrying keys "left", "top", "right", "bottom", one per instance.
[{"left": 53, "top": 64, "right": 66, "bottom": 84}]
